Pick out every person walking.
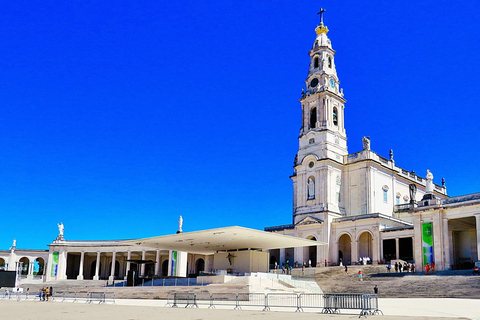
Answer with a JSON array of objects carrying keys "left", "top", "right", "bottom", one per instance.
[
  {"left": 394, "top": 262, "right": 398, "bottom": 272},
  {"left": 358, "top": 270, "right": 363, "bottom": 281},
  {"left": 344, "top": 265, "right": 348, "bottom": 274},
  {"left": 374, "top": 285, "right": 378, "bottom": 294}
]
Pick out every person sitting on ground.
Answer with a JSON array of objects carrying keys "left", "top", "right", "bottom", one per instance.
[{"left": 387, "top": 264, "right": 391, "bottom": 272}]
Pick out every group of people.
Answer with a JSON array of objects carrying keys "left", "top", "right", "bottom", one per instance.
[
  {"left": 424, "top": 262, "right": 435, "bottom": 274},
  {"left": 38, "top": 286, "right": 54, "bottom": 301},
  {"left": 386, "top": 262, "right": 416, "bottom": 273}
]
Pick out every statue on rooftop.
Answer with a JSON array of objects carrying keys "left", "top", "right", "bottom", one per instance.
[
  {"left": 426, "top": 169, "right": 434, "bottom": 193},
  {"left": 12, "top": 239, "right": 16, "bottom": 248},
  {"left": 409, "top": 184, "right": 417, "bottom": 204},
  {"left": 178, "top": 215, "right": 183, "bottom": 234},
  {"left": 58, "top": 222, "right": 64, "bottom": 237},
  {"left": 362, "top": 136, "right": 371, "bottom": 151}
]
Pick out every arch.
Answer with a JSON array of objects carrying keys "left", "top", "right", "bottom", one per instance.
[
  {"left": 300, "top": 153, "right": 320, "bottom": 166},
  {"left": 161, "top": 260, "right": 168, "bottom": 277},
  {"left": 310, "top": 107, "right": 317, "bottom": 129},
  {"left": 19, "top": 257, "right": 29, "bottom": 275},
  {"left": 338, "top": 233, "right": 352, "bottom": 265},
  {"left": 357, "top": 231, "right": 373, "bottom": 261},
  {"left": 314, "top": 40, "right": 319, "bottom": 48},
  {"left": 314, "top": 57, "right": 319, "bottom": 68},
  {"left": 305, "top": 235, "right": 317, "bottom": 267},
  {"left": 34, "top": 257, "right": 45, "bottom": 275},
  {"left": 333, "top": 107, "right": 338, "bottom": 126},
  {"left": 195, "top": 258, "right": 205, "bottom": 276},
  {"left": 328, "top": 56, "right": 332, "bottom": 68}
]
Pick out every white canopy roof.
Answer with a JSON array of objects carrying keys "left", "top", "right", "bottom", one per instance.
[{"left": 122, "top": 226, "right": 325, "bottom": 255}]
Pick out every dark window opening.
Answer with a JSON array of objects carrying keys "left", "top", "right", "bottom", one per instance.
[
  {"left": 310, "top": 107, "right": 317, "bottom": 129},
  {"left": 328, "top": 57, "right": 332, "bottom": 68},
  {"left": 333, "top": 107, "right": 338, "bottom": 126},
  {"left": 314, "top": 57, "right": 319, "bottom": 68}
]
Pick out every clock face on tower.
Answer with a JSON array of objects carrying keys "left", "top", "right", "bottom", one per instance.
[
  {"left": 329, "top": 79, "right": 335, "bottom": 88},
  {"left": 310, "top": 78, "right": 319, "bottom": 88}
]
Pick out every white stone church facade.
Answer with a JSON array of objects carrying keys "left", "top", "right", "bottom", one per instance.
[
  {"left": 2, "top": 12, "right": 480, "bottom": 282},
  {"left": 265, "top": 16, "right": 480, "bottom": 272}
]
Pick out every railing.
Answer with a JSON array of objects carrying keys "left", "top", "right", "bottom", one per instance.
[
  {"left": 0, "top": 291, "right": 115, "bottom": 304},
  {"left": 108, "top": 277, "right": 210, "bottom": 287},
  {"left": 167, "top": 292, "right": 382, "bottom": 317}
]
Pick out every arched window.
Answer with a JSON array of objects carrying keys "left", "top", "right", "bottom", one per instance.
[
  {"left": 314, "top": 57, "right": 319, "bottom": 68},
  {"left": 314, "top": 40, "right": 319, "bottom": 48},
  {"left": 310, "top": 107, "right": 317, "bottom": 129},
  {"left": 328, "top": 57, "right": 332, "bottom": 68},
  {"left": 333, "top": 107, "right": 338, "bottom": 126}
]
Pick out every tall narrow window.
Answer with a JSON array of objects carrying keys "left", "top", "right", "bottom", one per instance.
[
  {"left": 314, "top": 57, "right": 319, "bottom": 68},
  {"left": 310, "top": 107, "right": 317, "bottom": 129},
  {"left": 383, "top": 190, "right": 388, "bottom": 203},
  {"left": 328, "top": 57, "right": 332, "bottom": 68},
  {"left": 333, "top": 107, "right": 338, "bottom": 126}
]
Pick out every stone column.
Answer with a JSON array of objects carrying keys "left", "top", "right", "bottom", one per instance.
[
  {"left": 433, "top": 212, "right": 443, "bottom": 270},
  {"left": 443, "top": 218, "right": 450, "bottom": 270},
  {"left": 59, "top": 250, "right": 68, "bottom": 280},
  {"left": 109, "top": 251, "right": 116, "bottom": 282},
  {"left": 125, "top": 251, "right": 131, "bottom": 280},
  {"left": 141, "top": 250, "right": 146, "bottom": 276},
  {"left": 77, "top": 252, "right": 84, "bottom": 280},
  {"left": 155, "top": 250, "right": 160, "bottom": 276},
  {"left": 294, "top": 247, "right": 304, "bottom": 267},
  {"left": 27, "top": 262, "right": 34, "bottom": 280},
  {"left": 45, "top": 251, "right": 54, "bottom": 282},
  {"left": 395, "top": 238, "right": 400, "bottom": 260},
  {"left": 351, "top": 240, "right": 358, "bottom": 264},
  {"left": 279, "top": 248, "right": 285, "bottom": 266},
  {"left": 476, "top": 215, "right": 480, "bottom": 262},
  {"left": 413, "top": 216, "right": 423, "bottom": 271},
  {"left": 93, "top": 252, "right": 101, "bottom": 280},
  {"left": 380, "top": 239, "right": 384, "bottom": 263}
]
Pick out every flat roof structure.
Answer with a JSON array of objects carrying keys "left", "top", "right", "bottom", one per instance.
[{"left": 123, "top": 226, "right": 325, "bottom": 254}]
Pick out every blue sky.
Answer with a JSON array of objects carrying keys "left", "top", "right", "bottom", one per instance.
[{"left": 0, "top": 1, "right": 479, "bottom": 250}]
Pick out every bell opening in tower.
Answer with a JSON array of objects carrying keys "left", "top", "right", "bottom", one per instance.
[{"left": 310, "top": 107, "right": 317, "bottom": 129}]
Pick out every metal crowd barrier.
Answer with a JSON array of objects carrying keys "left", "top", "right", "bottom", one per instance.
[
  {"left": 167, "top": 292, "right": 382, "bottom": 317},
  {"left": 88, "top": 292, "right": 106, "bottom": 304},
  {"left": 323, "top": 293, "right": 383, "bottom": 317}
]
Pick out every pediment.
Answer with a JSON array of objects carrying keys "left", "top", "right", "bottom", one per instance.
[{"left": 296, "top": 216, "right": 324, "bottom": 226}]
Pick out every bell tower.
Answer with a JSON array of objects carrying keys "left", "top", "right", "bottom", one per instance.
[
  {"left": 292, "top": 9, "right": 347, "bottom": 220},
  {"left": 297, "top": 9, "right": 347, "bottom": 164}
]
